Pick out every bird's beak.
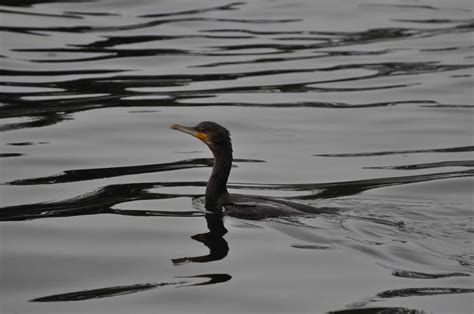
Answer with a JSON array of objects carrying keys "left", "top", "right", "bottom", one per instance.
[{"left": 170, "top": 124, "right": 209, "bottom": 141}]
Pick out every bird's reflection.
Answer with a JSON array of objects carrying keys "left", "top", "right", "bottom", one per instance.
[{"left": 172, "top": 213, "right": 229, "bottom": 265}]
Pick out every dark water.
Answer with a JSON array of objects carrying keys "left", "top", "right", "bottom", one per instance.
[{"left": 1, "top": 0, "right": 473, "bottom": 313}]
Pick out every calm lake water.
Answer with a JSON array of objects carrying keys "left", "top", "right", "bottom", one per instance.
[{"left": 1, "top": 0, "right": 473, "bottom": 313}]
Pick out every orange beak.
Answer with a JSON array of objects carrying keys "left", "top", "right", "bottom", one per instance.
[{"left": 170, "top": 124, "right": 209, "bottom": 141}]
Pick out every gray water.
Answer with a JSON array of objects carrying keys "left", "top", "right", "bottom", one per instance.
[{"left": 1, "top": 0, "right": 473, "bottom": 313}]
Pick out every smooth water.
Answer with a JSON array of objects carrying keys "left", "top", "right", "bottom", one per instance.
[{"left": 1, "top": 0, "right": 473, "bottom": 313}]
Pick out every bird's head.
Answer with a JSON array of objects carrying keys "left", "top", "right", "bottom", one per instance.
[{"left": 171, "top": 121, "right": 232, "bottom": 150}]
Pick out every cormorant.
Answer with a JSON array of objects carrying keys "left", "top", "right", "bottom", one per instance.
[{"left": 171, "top": 121, "right": 325, "bottom": 220}]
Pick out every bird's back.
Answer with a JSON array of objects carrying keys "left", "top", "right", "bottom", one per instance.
[{"left": 223, "top": 193, "right": 327, "bottom": 220}]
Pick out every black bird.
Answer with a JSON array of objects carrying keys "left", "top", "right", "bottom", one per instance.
[{"left": 171, "top": 121, "right": 326, "bottom": 220}]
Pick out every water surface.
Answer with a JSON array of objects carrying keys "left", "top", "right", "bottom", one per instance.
[{"left": 1, "top": 0, "right": 473, "bottom": 313}]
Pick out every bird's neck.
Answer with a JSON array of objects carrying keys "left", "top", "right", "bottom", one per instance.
[{"left": 205, "top": 143, "right": 232, "bottom": 212}]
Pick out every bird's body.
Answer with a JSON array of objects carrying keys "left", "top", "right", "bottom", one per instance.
[
  {"left": 171, "top": 121, "right": 323, "bottom": 220},
  {"left": 223, "top": 193, "right": 321, "bottom": 220}
]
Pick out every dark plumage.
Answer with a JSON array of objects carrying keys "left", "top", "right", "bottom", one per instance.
[{"left": 171, "top": 121, "right": 324, "bottom": 220}]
